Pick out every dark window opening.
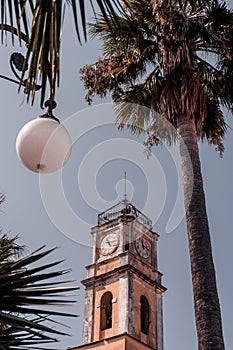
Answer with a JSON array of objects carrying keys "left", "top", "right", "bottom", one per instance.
[
  {"left": 140, "top": 295, "right": 150, "bottom": 334},
  {"left": 125, "top": 242, "right": 129, "bottom": 251},
  {"left": 100, "top": 292, "right": 113, "bottom": 330}
]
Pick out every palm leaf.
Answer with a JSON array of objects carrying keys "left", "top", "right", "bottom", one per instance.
[
  {"left": 0, "top": 0, "right": 129, "bottom": 107},
  {"left": 0, "top": 234, "right": 78, "bottom": 349},
  {"left": 80, "top": 0, "right": 233, "bottom": 154}
]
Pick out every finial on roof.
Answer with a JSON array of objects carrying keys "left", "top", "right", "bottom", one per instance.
[{"left": 124, "top": 171, "right": 127, "bottom": 204}]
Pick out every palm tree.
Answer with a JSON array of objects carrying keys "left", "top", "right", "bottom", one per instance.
[
  {"left": 0, "top": 193, "right": 78, "bottom": 349},
  {"left": 80, "top": 1, "right": 233, "bottom": 349},
  {"left": 0, "top": 0, "right": 127, "bottom": 107}
]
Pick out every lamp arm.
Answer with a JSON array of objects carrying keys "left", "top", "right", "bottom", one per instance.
[{"left": 0, "top": 74, "right": 23, "bottom": 85}]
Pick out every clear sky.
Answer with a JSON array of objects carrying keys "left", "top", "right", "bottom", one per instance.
[{"left": 0, "top": 2, "right": 233, "bottom": 350}]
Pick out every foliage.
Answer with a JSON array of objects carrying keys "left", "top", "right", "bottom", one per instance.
[
  {"left": 80, "top": 0, "right": 233, "bottom": 155},
  {"left": 0, "top": 0, "right": 128, "bottom": 107},
  {"left": 0, "top": 215, "right": 78, "bottom": 349}
]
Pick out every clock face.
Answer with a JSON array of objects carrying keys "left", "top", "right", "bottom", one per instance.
[
  {"left": 135, "top": 236, "right": 151, "bottom": 259},
  {"left": 100, "top": 233, "right": 119, "bottom": 255}
]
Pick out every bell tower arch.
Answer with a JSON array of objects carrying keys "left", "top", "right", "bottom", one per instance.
[{"left": 68, "top": 200, "right": 166, "bottom": 350}]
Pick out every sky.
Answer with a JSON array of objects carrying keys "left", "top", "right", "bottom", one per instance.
[{"left": 0, "top": 2, "right": 233, "bottom": 350}]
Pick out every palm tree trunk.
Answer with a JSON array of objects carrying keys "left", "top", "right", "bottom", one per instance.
[{"left": 177, "top": 115, "right": 225, "bottom": 350}]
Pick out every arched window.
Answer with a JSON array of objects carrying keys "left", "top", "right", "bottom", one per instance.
[
  {"left": 140, "top": 295, "right": 150, "bottom": 334},
  {"left": 100, "top": 292, "right": 113, "bottom": 331}
]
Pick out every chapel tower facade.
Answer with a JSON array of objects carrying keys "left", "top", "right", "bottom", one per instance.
[{"left": 69, "top": 200, "right": 166, "bottom": 350}]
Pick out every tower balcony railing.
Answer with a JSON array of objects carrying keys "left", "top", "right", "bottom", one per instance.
[{"left": 98, "top": 200, "right": 152, "bottom": 230}]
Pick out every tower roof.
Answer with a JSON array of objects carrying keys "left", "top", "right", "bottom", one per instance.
[{"left": 98, "top": 200, "right": 152, "bottom": 230}]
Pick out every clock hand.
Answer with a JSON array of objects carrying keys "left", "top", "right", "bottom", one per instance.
[
  {"left": 142, "top": 239, "right": 149, "bottom": 250},
  {"left": 145, "top": 243, "right": 150, "bottom": 252},
  {"left": 109, "top": 239, "right": 117, "bottom": 245},
  {"left": 106, "top": 238, "right": 111, "bottom": 246}
]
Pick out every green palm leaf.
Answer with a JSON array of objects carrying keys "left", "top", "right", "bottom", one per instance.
[
  {"left": 80, "top": 0, "right": 233, "bottom": 154},
  {"left": 0, "top": 0, "right": 129, "bottom": 107},
  {"left": 0, "top": 232, "right": 78, "bottom": 349}
]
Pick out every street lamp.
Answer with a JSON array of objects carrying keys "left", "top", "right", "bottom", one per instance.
[
  {"left": 0, "top": 50, "right": 71, "bottom": 174},
  {"left": 16, "top": 100, "right": 71, "bottom": 173}
]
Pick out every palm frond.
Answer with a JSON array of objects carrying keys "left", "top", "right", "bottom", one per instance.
[
  {"left": 0, "top": 235, "right": 78, "bottom": 349},
  {"left": 0, "top": 0, "right": 31, "bottom": 44},
  {"left": 0, "top": 0, "right": 128, "bottom": 107},
  {"left": 81, "top": 0, "right": 233, "bottom": 154}
]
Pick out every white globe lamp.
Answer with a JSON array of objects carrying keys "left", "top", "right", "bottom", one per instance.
[{"left": 16, "top": 101, "right": 71, "bottom": 173}]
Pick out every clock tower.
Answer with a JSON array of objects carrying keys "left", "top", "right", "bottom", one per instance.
[{"left": 68, "top": 200, "right": 166, "bottom": 350}]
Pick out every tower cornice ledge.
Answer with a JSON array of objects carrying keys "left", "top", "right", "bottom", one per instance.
[
  {"left": 81, "top": 262, "right": 166, "bottom": 293},
  {"left": 87, "top": 250, "right": 158, "bottom": 272},
  {"left": 67, "top": 332, "right": 156, "bottom": 350}
]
